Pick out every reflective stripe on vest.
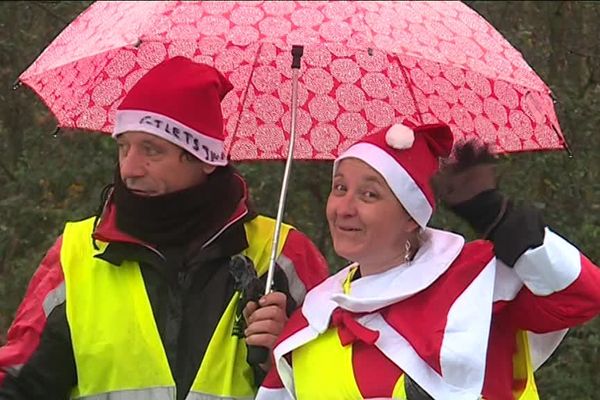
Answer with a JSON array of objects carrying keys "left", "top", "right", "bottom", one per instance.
[
  {"left": 61, "top": 215, "right": 293, "bottom": 399},
  {"left": 73, "top": 388, "right": 254, "bottom": 399},
  {"left": 293, "top": 327, "right": 406, "bottom": 399}
]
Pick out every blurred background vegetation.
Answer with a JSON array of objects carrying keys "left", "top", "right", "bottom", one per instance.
[{"left": 0, "top": 1, "right": 598, "bottom": 398}]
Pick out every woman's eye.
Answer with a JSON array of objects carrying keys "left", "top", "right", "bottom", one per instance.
[
  {"left": 363, "top": 191, "right": 379, "bottom": 200},
  {"left": 331, "top": 184, "right": 347, "bottom": 195}
]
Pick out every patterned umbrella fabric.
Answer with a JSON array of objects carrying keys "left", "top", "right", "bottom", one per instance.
[{"left": 19, "top": 1, "right": 567, "bottom": 158}]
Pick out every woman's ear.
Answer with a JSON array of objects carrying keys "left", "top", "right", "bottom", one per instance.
[{"left": 404, "top": 217, "right": 419, "bottom": 233}]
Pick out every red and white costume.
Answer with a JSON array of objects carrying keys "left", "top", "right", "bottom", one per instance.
[
  {"left": 257, "top": 122, "right": 600, "bottom": 400},
  {"left": 258, "top": 227, "right": 600, "bottom": 399}
]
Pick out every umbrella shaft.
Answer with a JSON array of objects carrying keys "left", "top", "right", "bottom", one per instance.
[{"left": 265, "top": 67, "right": 300, "bottom": 295}]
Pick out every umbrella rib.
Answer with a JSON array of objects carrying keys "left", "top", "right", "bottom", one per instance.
[
  {"left": 231, "top": 43, "right": 264, "bottom": 144},
  {"left": 394, "top": 54, "right": 424, "bottom": 124}
]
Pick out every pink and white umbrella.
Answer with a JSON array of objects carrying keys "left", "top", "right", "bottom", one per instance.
[
  {"left": 18, "top": 1, "right": 568, "bottom": 311},
  {"left": 19, "top": 0, "right": 566, "bottom": 158}
]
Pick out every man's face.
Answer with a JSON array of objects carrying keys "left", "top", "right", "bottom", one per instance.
[{"left": 116, "top": 131, "right": 216, "bottom": 196}]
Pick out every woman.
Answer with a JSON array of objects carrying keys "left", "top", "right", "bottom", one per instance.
[{"left": 254, "top": 122, "right": 600, "bottom": 400}]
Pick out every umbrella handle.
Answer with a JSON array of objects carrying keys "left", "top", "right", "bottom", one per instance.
[
  {"left": 263, "top": 45, "right": 304, "bottom": 296},
  {"left": 246, "top": 344, "right": 269, "bottom": 365},
  {"left": 250, "top": 47, "right": 302, "bottom": 368}
]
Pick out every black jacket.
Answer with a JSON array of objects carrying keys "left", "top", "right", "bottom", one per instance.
[{"left": 0, "top": 182, "right": 319, "bottom": 400}]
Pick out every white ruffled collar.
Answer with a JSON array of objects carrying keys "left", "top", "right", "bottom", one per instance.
[{"left": 303, "top": 228, "right": 465, "bottom": 333}]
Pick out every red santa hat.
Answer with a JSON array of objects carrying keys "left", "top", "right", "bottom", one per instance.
[
  {"left": 335, "top": 122, "right": 453, "bottom": 227},
  {"left": 113, "top": 56, "right": 234, "bottom": 166}
]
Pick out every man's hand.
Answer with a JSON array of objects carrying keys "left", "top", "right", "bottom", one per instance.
[{"left": 243, "top": 291, "right": 288, "bottom": 370}]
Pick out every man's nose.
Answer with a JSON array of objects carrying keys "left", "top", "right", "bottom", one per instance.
[{"left": 119, "top": 149, "right": 146, "bottom": 180}]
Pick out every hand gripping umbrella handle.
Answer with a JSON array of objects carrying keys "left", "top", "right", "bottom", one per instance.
[
  {"left": 247, "top": 46, "right": 304, "bottom": 367},
  {"left": 247, "top": 345, "right": 269, "bottom": 366}
]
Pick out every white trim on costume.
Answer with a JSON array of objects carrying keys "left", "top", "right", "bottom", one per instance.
[
  {"left": 273, "top": 325, "right": 319, "bottom": 399},
  {"left": 528, "top": 329, "right": 569, "bottom": 370},
  {"left": 441, "top": 257, "right": 495, "bottom": 392},
  {"left": 367, "top": 313, "right": 482, "bottom": 400},
  {"left": 301, "top": 265, "right": 351, "bottom": 333},
  {"left": 514, "top": 228, "right": 581, "bottom": 296},
  {"left": 330, "top": 228, "right": 465, "bottom": 313},
  {"left": 335, "top": 142, "right": 433, "bottom": 227},
  {"left": 492, "top": 260, "right": 523, "bottom": 302},
  {"left": 255, "top": 387, "right": 294, "bottom": 400}
]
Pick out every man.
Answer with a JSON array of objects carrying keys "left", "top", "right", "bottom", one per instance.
[{"left": 0, "top": 57, "right": 329, "bottom": 399}]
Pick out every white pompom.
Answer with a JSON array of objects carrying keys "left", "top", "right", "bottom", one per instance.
[{"left": 385, "top": 124, "right": 415, "bottom": 149}]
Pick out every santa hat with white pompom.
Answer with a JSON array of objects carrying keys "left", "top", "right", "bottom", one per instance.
[{"left": 334, "top": 122, "right": 454, "bottom": 227}]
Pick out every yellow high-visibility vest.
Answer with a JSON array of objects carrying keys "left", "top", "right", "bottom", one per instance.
[
  {"left": 61, "top": 215, "right": 292, "bottom": 400},
  {"left": 293, "top": 328, "right": 540, "bottom": 399},
  {"left": 293, "top": 326, "right": 406, "bottom": 399},
  {"left": 511, "top": 330, "right": 540, "bottom": 399},
  {"left": 294, "top": 266, "right": 406, "bottom": 399},
  {"left": 293, "top": 266, "right": 539, "bottom": 400}
]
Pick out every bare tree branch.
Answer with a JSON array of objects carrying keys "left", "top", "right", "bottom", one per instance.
[
  {"left": 568, "top": 49, "right": 600, "bottom": 59},
  {"left": 0, "top": 160, "right": 16, "bottom": 181}
]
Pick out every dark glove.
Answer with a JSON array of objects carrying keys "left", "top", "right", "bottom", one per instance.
[
  {"left": 431, "top": 140, "right": 545, "bottom": 267},
  {"left": 228, "top": 254, "right": 297, "bottom": 371},
  {"left": 230, "top": 254, "right": 264, "bottom": 338}
]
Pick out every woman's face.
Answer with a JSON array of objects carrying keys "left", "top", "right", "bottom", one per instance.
[{"left": 327, "top": 158, "right": 419, "bottom": 274}]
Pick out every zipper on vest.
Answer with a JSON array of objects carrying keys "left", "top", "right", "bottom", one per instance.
[{"left": 177, "top": 270, "right": 193, "bottom": 291}]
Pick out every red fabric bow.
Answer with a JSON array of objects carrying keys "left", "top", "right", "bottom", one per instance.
[{"left": 331, "top": 308, "right": 380, "bottom": 346}]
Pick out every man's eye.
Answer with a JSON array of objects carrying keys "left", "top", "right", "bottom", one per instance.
[
  {"left": 144, "top": 145, "right": 160, "bottom": 156},
  {"left": 117, "top": 143, "right": 128, "bottom": 154}
]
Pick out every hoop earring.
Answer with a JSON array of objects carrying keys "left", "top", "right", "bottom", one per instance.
[{"left": 404, "top": 240, "right": 412, "bottom": 263}]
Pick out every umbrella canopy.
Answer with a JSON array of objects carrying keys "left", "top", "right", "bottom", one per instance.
[{"left": 19, "top": 0, "right": 566, "bottom": 157}]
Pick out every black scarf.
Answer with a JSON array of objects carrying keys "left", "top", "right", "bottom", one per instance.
[{"left": 112, "top": 165, "right": 243, "bottom": 248}]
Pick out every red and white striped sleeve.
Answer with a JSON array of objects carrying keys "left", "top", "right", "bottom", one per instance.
[
  {"left": 502, "top": 228, "right": 600, "bottom": 332},
  {"left": 277, "top": 229, "right": 329, "bottom": 306},
  {"left": 0, "top": 236, "right": 66, "bottom": 384}
]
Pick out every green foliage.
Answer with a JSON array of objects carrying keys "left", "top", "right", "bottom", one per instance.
[
  {"left": 0, "top": 1, "right": 599, "bottom": 397},
  {"left": 0, "top": 130, "right": 114, "bottom": 339},
  {"left": 236, "top": 161, "right": 344, "bottom": 267},
  {"left": 0, "top": 1, "right": 97, "bottom": 340}
]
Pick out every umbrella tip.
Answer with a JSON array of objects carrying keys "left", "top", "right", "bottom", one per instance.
[
  {"left": 291, "top": 45, "right": 304, "bottom": 69},
  {"left": 12, "top": 79, "right": 22, "bottom": 90},
  {"left": 565, "top": 146, "right": 573, "bottom": 158},
  {"left": 51, "top": 126, "right": 61, "bottom": 138},
  {"left": 368, "top": 47, "right": 374, "bottom": 56},
  {"left": 551, "top": 122, "right": 573, "bottom": 158}
]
